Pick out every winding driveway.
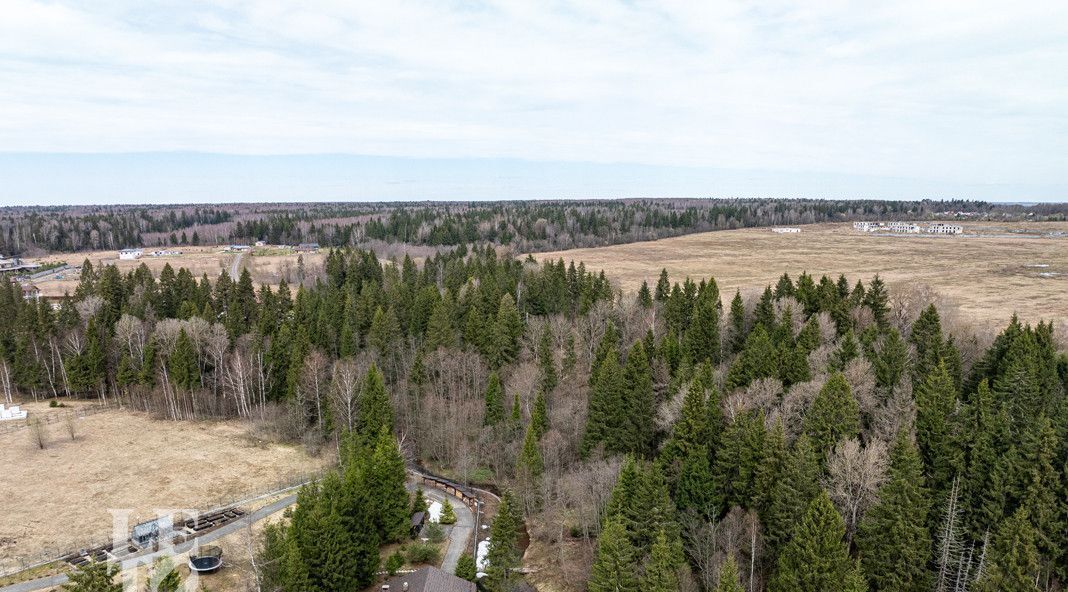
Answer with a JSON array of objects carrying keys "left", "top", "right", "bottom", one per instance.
[{"left": 407, "top": 479, "right": 474, "bottom": 573}]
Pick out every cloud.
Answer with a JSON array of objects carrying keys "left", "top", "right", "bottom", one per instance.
[{"left": 0, "top": 0, "right": 1066, "bottom": 194}]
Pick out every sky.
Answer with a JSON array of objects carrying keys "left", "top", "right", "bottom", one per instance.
[{"left": 1, "top": 1, "right": 1067, "bottom": 204}]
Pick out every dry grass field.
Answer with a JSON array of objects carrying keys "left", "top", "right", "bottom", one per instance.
[
  {"left": 538, "top": 221, "right": 1068, "bottom": 327},
  {"left": 28, "top": 246, "right": 326, "bottom": 299},
  {"left": 0, "top": 402, "right": 326, "bottom": 574}
]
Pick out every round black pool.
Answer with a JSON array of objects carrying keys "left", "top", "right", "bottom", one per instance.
[{"left": 189, "top": 546, "right": 223, "bottom": 574}]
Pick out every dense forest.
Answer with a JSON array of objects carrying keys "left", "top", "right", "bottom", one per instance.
[
  {"left": 3, "top": 198, "right": 1051, "bottom": 256},
  {"left": 2, "top": 243, "right": 1066, "bottom": 592}
]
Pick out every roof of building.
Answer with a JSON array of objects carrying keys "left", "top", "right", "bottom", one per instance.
[
  {"left": 411, "top": 511, "right": 426, "bottom": 527},
  {"left": 379, "top": 566, "right": 475, "bottom": 592}
]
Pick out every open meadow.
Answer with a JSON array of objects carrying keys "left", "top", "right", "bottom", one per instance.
[
  {"left": 27, "top": 246, "right": 327, "bottom": 299},
  {"left": 538, "top": 221, "right": 1068, "bottom": 327},
  {"left": 0, "top": 402, "right": 327, "bottom": 574}
]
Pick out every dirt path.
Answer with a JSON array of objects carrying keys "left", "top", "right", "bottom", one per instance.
[{"left": 229, "top": 252, "right": 243, "bottom": 278}]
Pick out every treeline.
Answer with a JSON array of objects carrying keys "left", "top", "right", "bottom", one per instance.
[
  {"left": 0, "top": 244, "right": 612, "bottom": 423},
  {"left": 5, "top": 198, "right": 1046, "bottom": 256},
  {"left": 3, "top": 239, "right": 1067, "bottom": 591},
  {"left": 0, "top": 206, "right": 231, "bottom": 255}
]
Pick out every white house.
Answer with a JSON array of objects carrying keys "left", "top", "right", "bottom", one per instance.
[
  {"left": 771, "top": 227, "right": 801, "bottom": 233},
  {"left": 887, "top": 222, "right": 921, "bottom": 233},
  {"left": 118, "top": 248, "right": 143, "bottom": 260},
  {"left": 0, "top": 404, "right": 27, "bottom": 421},
  {"left": 927, "top": 223, "right": 963, "bottom": 235}
]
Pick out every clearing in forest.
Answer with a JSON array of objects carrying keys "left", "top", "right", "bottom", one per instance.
[
  {"left": 0, "top": 401, "right": 326, "bottom": 574},
  {"left": 537, "top": 221, "right": 1068, "bottom": 327}
]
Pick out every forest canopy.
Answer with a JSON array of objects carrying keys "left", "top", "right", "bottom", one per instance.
[{"left": 3, "top": 243, "right": 1066, "bottom": 592}]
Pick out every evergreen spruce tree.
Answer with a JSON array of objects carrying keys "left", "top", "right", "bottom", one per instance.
[
  {"left": 685, "top": 288, "right": 721, "bottom": 365},
  {"left": 368, "top": 306, "right": 399, "bottom": 358},
  {"left": 538, "top": 323, "right": 557, "bottom": 394},
  {"left": 775, "top": 272, "right": 795, "bottom": 299},
  {"left": 754, "top": 286, "right": 776, "bottom": 331},
  {"left": 796, "top": 316, "right": 821, "bottom": 353},
  {"left": 725, "top": 324, "right": 778, "bottom": 390},
  {"left": 715, "top": 555, "right": 744, "bottom": 592},
  {"left": 621, "top": 340, "right": 655, "bottom": 456},
  {"left": 659, "top": 373, "right": 709, "bottom": 473},
  {"left": 914, "top": 361, "right": 959, "bottom": 494},
  {"left": 484, "top": 371, "right": 505, "bottom": 426},
  {"left": 530, "top": 390, "right": 548, "bottom": 439},
  {"left": 802, "top": 372, "right": 860, "bottom": 457},
  {"left": 975, "top": 509, "right": 1041, "bottom": 592},
  {"left": 769, "top": 492, "right": 859, "bottom": 592},
  {"left": 604, "top": 458, "right": 682, "bottom": 559},
  {"left": 148, "top": 557, "right": 182, "bottom": 592},
  {"left": 423, "top": 291, "right": 457, "bottom": 350},
  {"left": 779, "top": 342, "right": 812, "bottom": 389},
  {"left": 640, "top": 529, "right": 680, "bottom": 592},
  {"left": 582, "top": 347, "right": 623, "bottom": 456},
  {"left": 655, "top": 269, "right": 671, "bottom": 302},
  {"left": 831, "top": 329, "right": 860, "bottom": 371},
  {"left": 637, "top": 281, "right": 653, "bottom": 308},
  {"left": 517, "top": 422, "right": 544, "bottom": 479},
  {"left": 363, "top": 428, "right": 410, "bottom": 543},
  {"left": 588, "top": 517, "right": 639, "bottom": 592},
  {"left": 61, "top": 560, "right": 121, "bottom": 592},
  {"left": 356, "top": 365, "right": 393, "bottom": 442},
  {"left": 754, "top": 419, "right": 789, "bottom": 519},
  {"left": 864, "top": 274, "right": 890, "bottom": 330},
  {"left": 411, "top": 488, "right": 429, "bottom": 514},
  {"left": 763, "top": 434, "right": 822, "bottom": 558},
  {"left": 909, "top": 303, "right": 945, "bottom": 384},
  {"left": 455, "top": 552, "right": 477, "bottom": 581},
  {"left": 484, "top": 491, "right": 523, "bottom": 592},
  {"left": 440, "top": 498, "right": 457, "bottom": 525},
  {"left": 712, "top": 409, "right": 765, "bottom": 510},
  {"left": 874, "top": 329, "right": 909, "bottom": 393},
  {"left": 729, "top": 290, "right": 747, "bottom": 353},
  {"left": 675, "top": 445, "right": 716, "bottom": 517},
  {"left": 168, "top": 328, "right": 199, "bottom": 391},
  {"left": 855, "top": 431, "right": 932, "bottom": 592},
  {"left": 491, "top": 293, "right": 524, "bottom": 367}
]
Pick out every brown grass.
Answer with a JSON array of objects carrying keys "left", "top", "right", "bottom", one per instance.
[
  {"left": 29, "top": 247, "right": 326, "bottom": 298},
  {"left": 537, "top": 221, "right": 1068, "bottom": 326},
  {"left": 0, "top": 403, "right": 326, "bottom": 574}
]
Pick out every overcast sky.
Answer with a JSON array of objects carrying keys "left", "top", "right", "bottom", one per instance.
[{"left": 2, "top": 1, "right": 1067, "bottom": 204}]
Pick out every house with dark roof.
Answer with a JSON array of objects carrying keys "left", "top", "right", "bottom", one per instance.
[{"left": 378, "top": 566, "right": 475, "bottom": 592}]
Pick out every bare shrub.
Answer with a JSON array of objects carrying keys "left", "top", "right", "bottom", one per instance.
[
  {"left": 28, "top": 416, "right": 47, "bottom": 449},
  {"left": 63, "top": 413, "right": 77, "bottom": 441}
]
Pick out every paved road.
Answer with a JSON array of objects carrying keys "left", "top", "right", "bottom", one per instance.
[
  {"left": 408, "top": 481, "right": 474, "bottom": 573},
  {"left": 229, "top": 252, "right": 243, "bottom": 278},
  {"left": 0, "top": 495, "right": 297, "bottom": 592}
]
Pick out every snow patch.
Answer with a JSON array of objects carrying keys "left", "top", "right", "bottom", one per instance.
[
  {"left": 476, "top": 539, "right": 491, "bottom": 577},
  {"left": 427, "top": 500, "right": 443, "bottom": 523}
]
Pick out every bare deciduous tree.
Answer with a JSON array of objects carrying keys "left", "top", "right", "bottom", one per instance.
[{"left": 824, "top": 437, "right": 889, "bottom": 539}]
